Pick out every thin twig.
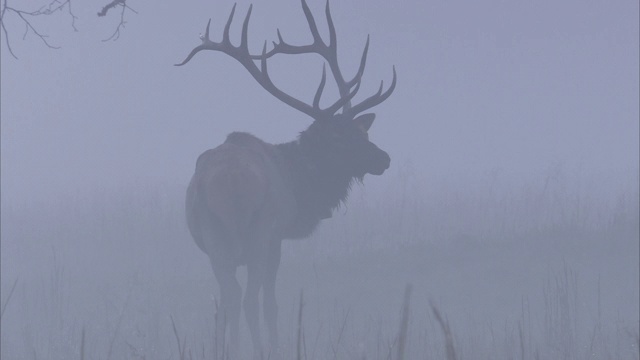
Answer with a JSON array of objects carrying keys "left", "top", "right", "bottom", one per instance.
[
  {"left": 97, "top": 0, "right": 123, "bottom": 17},
  {"left": 396, "top": 284, "right": 412, "bottom": 360},
  {"left": 0, "top": 0, "right": 76, "bottom": 58},
  {"left": 297, "top": 290, "right": 304, "bottom": 360},
  {"left": 99, "top": 0, "right": 137, "bottom": 42},
  {"left": 80, "top": 326, "right": 86, "bottom": 360},
  {"left": 430, "top": 300, "right": 458, "bottom": 360},
  {"left": 0, "top": 277, "right": 19, "bottom": 320},
  {"left": 106, "top": 283, "right": 134, "bottom": 360},
  {"left": 171, "top": 315, "right": 187, "bottom": 360},
  {"left": 332, "top": 308, "right": 350, "bottom": 360}
]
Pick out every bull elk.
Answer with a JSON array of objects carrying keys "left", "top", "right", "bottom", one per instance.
[{"left": 177, "top": 0, "right": 396, "bottom": 357}]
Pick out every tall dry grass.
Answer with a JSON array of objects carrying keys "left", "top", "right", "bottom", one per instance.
[{"left": 1, "top": 167, "right": 638, "bottom": 359}]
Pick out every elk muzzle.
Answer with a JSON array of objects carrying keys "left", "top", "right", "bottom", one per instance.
[{"left": 366, "top": 145, "right": 391, "bottom": 176}]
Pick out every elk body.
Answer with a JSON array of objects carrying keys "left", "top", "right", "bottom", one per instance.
[{"left": 178, "top": 1, "right": 396, "bottom": 357}]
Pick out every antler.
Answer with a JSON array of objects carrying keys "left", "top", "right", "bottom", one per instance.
[{"left": 176, "top": 0, "right": 395, "bottom": 120}]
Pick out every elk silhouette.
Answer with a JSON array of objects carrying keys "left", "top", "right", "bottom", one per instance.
[{"left": 177, "top": 0, "right": 395, "bottom": 357}]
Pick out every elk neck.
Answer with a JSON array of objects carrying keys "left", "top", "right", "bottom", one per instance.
[{"left": 276, "top": 135, "right": 357, "bottom": 221}]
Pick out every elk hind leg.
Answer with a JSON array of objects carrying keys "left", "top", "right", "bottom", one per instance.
[
  {"left": 210, "top": 257, "right": 241, "bottom": 357},
  {"left": 244, "top": 259, "right": 265, "bottom": 358}
]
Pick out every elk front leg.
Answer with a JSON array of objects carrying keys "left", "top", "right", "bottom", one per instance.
[{"left": 263, "top": 239, "right": 282, "bottom": 354}]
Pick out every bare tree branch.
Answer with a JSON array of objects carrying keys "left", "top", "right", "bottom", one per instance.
[
  {"left": 98, "top": 0, "right": 137, "bottom": 42},
  {"left": 0, "top": 0, "right": 76, "bottom": 59},
  {"left": 100, "top": 0, "right": 137, "bottom": 42},
  {"left": 0, "top": 0, "right": 137, "bottom": 59},
  {"left": 97, "top": 0, "right": 123, "bottom": 17}
]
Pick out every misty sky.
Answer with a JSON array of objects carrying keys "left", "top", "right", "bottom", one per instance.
[{"left": 1, "top": 0, "right": 638, "bottom": 202}]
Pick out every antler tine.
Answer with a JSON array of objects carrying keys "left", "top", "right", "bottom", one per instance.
[
  {"left": 176, "top": 1, "right": 395, "bottom": 120},
  {"left": 325, "top": 80, "right": 361, "bottom": 116},
  {"left": 313, "top": 64, "right": 327, "bottom": 109},
  {"left": 251, "top": 0, "right": 327, "bottom": 60},
  {"left": 258, "top": 40, "right": 327, "bottom": 118},
  {"left": 223, "top": 4, "right": 237, "bottom": 45},
  {"left": 345, "top": 66, "right": 397, "bottom": 117},
  {"left": 204, "top": 18, "right": 213, "bottom": 41},
  {"left": 174, "top": 19, "right": 214, "bottom": 66},
  {"left": 319, "top": 0, "right": 360, "bottom": 111},
  {"left": 276, "top": 29, "right": 284, "bottom": 44},
  {"left": 300, "top": 0, "right": 325, "bottom": 47},
  {"left": 346, "top": 36, "right": 369, "bottom": 89},
  {"left": 243, "top": 0, "right": 366, "bottom": 115},
  {"left": 260, "top": 41, "right": 269, "bottom": 73},
  {"left": 240, "top": 5, "right": 253, "bottom": 50},
  {"left": 175, "top": 4, "right": 237, "bottom": 67},
  {"left": 325, "top": 0, "right": 336, "bottom": 48}
]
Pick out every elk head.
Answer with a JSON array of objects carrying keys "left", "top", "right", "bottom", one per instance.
[
  {"left": 176, "top": 0, "right": 396, "bottom": 179},
  {"left": 300, "top": 113, "right": 390, "bottom": 179}
]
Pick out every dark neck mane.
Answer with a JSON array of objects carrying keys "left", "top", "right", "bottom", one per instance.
[{"left": 275, "top": 138, "right": 357, "bottom": 238}]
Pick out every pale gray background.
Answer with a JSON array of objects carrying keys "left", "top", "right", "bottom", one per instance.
[
  {"left": 1, "top": 0, "right": 638, "bottom": 358},
  {"left": 2, "top": 0, "right": 638, "bottom": 201}
]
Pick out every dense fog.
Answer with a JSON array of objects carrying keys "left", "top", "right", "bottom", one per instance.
[{"left": 1, "top": 0, "right": 638, "bottom": 358}]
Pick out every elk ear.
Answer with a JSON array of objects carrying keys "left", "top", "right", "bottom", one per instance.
[{"left": 354, "top": 113, "right": 376, "bottom": 132}]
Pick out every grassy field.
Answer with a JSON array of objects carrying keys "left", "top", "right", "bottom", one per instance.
[{"left": 1, "top": 169, "right": 638, "bottom": 359}]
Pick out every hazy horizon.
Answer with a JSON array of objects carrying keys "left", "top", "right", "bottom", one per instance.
[
  {"left": 1, "top": 1, "right": 638, "bottom": 359},
  {"left": 2, "top": 0, "right": 638, "bottom": 203}
]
